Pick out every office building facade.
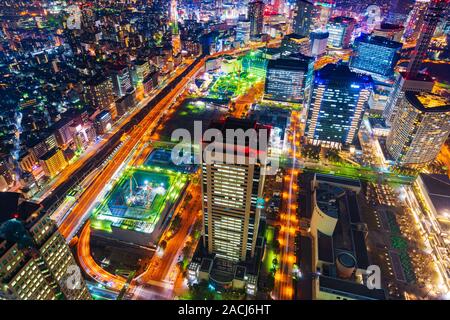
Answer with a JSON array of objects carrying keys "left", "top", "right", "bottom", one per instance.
[
  {"left": 386, "top": 92, "right": 450, "bottom": 166},
  {"left": 201, "top": 118, "right": 268, "bottom": 262},
  {"left": 310, "top": 30, "right": 329, "bottom": 56},
  {"left": 248, "top": 1, "right": 265, "bottom": 37},
  {"left": 349, "top": 33, "right": 402, "bottom": 78},
  {"left": 293, "top": 0, "right": 315, "bottom": 37},
  {"left": 264, "top": 54, "right": 314, "bottom": 104},
  {"left": 326, "top": 16, "right": 355, "bottom": 49},
  {"left": 306, "top": 64, "right": 373, "bottom": 148}
]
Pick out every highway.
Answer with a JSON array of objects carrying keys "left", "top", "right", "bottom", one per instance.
[
  {"left": 273, "top": 110, "right": 301, "bottom": 300},
  {"left": 58, "top": 55, "right": 206, "bottom": 240},
  {"left": 56, "top": 43, "right": 282, "bottom": 298}
]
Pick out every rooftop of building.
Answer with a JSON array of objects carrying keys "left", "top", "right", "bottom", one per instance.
[
  {"left": 329, "top": 16, "right": 356, "bottom": 25},
  {"left": 354, "top": 33, "right": 402, "bottom": 49},
  {"left": 375, "top": 22, "right": 404, "bottom": 31},
  {"left": 310, "top": 30, "right": 329, "bottom": 38},
  {"left": 205, "top": 117, "right": 271, "bottom": 149},
  {"left": 315, "top": 182, "right": 345, "bottom": 219},
  {"left": 0, "top": 192, "right": 42, "bottom": 225},
  {"left": 405, "top": 91, "right": 450, "bottom": 113},
  {"left": 284, "top": 33, "right": 308, "bottom": 41},
  {"left": 419, "top": 173, "right": 450, "bottom": 217},
  {"left": 86, "top": 74, "right": 111, "bottom": 86},
  {"left": 267, "top": 54, "right": 313, "bottom": 70},
  {"left": 315, "top": 64, "right": 373, "bottom": 86},
  {"left": 368, "top": 117, "right": 389, "bottom": 129},
  {"left": 39, "top": 147, "right": 60, "bottom": 161},
  {"left": 319, "top": 275, "right": 386, "bottom": 300}
]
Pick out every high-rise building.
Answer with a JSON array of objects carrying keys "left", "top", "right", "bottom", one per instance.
[
  {"left": 293, "top": 0, "right": 315, "bottom": 36},
  {"left": 201, "top": 118, "right": 269, "bottom": 262},
  {"left": 403, "top": 0, "right": 430, "bottom": 42},
  {"left": 236, "top": 19, "right": 251, "bottom": 43},
  {"left": 0, "top": 192, "right": 91, "bottom": 300},
  {"left": 326, "top": 16, "right": 355, "bottom": 49},
  {"left": 110, "top": 65, "right": 133, "bottom": 98},
  {"left": 306, "top": 64, "right": 373, "bottom": 148},
  {"left": 85, "top": 75, "right": 116, "bottom": 113},
  {"left": 386, "top": 92, "right": 450, "bottom": 166},
  {"left": 349, "top": 33, "right": 402, "bottom": 79},
  {"left": 310, "top": 30, "right": 329, "bottom": 56},
  {"left": 248, "top": 1, "right": 265, "bottom": 37},
  {"left": 383, "top": 72, "right": 435, "bottom": 124},
  {"left": 39, "top": 148, "right": 68, "bottom": 178},
  {"left": 264, "top": 54, "right": 314, "bottom": 104},
  {"left": 383, "top": 0, "right": 446, "bottom": 125},
  {"left": 406, "top": 0, "right": 447, "bottom": 78},
  {"left": 373, "top": 23, "right": 404, "bottom": 42},
  {"left": 280, "top": 33, "right": 311, "bottom": 56}
]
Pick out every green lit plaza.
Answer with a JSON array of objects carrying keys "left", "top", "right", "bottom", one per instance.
[{"left": 91, "top": 166, "right": 187, "bottom": 237}]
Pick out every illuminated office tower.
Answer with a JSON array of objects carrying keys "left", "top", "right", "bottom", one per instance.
[
  {"left": 0, "top": 193, "right": 91, "bottom": 300},
  {"left": 305, "top": 64, "right": 373, "bottom": 148},
  {"left": 383, "top": 0, "right": 446, "bottom": 124},
  {"left": 403, "top": 0, "right": 430, "bottom": 42},
  {"left": 201, "top": 118, "right": 269, "bottom": 262},
  {"left": 248, "top": 1, "right": 265, "bottom": 37},
  {"left": 264, "top": 54, "right": 314, "bottom": 104},
  {"left": 349, "top": 33, "right": 402, "bottom": 79},
  {"left": 236, "top": 19, "right": 251, "bottom": 43},
  {"left": 326, "top": 16, "right": 355, "bottom": 49},
  {"left": 293, "top": 0, "right": 315, "bottom": 36},
  {"left": 386, "top": 92, "right": 450, "bottom": 166}
]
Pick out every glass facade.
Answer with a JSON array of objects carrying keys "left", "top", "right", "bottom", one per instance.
[
  {"left": 306, "top": 64, "right": 373, "bottom": 147},
  {"left": 350, "top": 34, "right": 402, "bottom": 78},
  {"left": 264, "top": 55, "right": 314, "bottom": 104}
]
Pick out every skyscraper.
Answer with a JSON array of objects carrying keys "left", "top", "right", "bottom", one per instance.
[
  {"left": 236, "top": 19, "right": 251, "bottom": 43},
  {"left": 403, "top": 0, "right": 430, "bottom": 43},
  {"left": 305, "top": 64, "right": 373, "bottom": 148},
  {"left": 0, "top": 193, "right": 91, "bottom": 300},
  {"left": 264, "top": 54, "right": 314, "bottom": 104},
  {"left": 406, "top": 0, "right": 447, "bottom": 78},
  {"left": 248, "top": 1, "right": 265, "bottom": 38},
  {"left": 310, "top": 30, "right": 329, "bottom": 56},
  {"left": 326, "top": 16, "right": 356, "bottom": 49},
  {"left": 383, "top": 0, "right": 446, "bottom": 125},
  {"left": 201, "top": 118, "right": 269, "bottom": 262},
  {"left": 349, "top": 33, "right": 402, "bottom": 79},
  {"left": 293, "top": 0, "right": 315, "bottom": 37},
  {"left": 386, "top": 92, "right": 450, "bottom": 166}
]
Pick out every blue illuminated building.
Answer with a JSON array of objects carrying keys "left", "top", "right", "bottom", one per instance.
[
  {"left": 305, "top": 64, "right": 373, "bottom": 148},
  {"left": 349, "top": 33, "right": 402, "bottom": 79}
]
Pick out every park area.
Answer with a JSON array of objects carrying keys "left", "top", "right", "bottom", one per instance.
[{"left": 208, "top": 71, "right": 262, "bottom": 100}]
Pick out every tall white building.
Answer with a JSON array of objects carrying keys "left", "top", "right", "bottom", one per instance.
[{"left": 386, "top": 92, "right": 450, "bottom": 166}]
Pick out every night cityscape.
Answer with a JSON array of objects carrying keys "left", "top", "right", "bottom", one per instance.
[{"left": 1, "top": 0, "right": 450, "bottom": 305}]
